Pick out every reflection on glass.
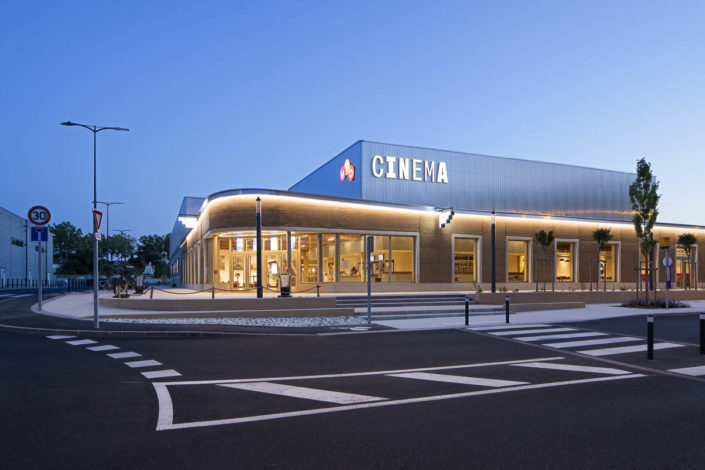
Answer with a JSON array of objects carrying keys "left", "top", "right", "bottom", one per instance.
[
  {"left": 454, "top": 238, "right": 476, "bottom": 282},
  {"left": 340, "top": 234, "right": 364, "bottom": 282},
  {"left": 322, "top": 235, "right": 336, "bottom": 282},
  {"left": 600, "top": 244, "right": 616, "bottom": 282},
  {"left": 507, "top": 240, "right": 528, "bottom": 282}
]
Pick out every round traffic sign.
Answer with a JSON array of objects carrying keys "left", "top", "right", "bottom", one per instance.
[
  {"left": 27, "top": 205, "right": 51, "bottom": 226},
  {"left": 663, "top": 256, "right": 673, "bottom": 267}
]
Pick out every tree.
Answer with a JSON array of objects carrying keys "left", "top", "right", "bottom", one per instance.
[
  {"left": 50, "top": 221, "right": 83, "bottom": 267},
  {"left": 533, "top": 229, "right": 555, "bottom": 291},
  {"left": 111, "top": 234, "right": 136, "bottom": 262},
  {"left": 677, "top": 233, "right": 697, "bottom": 289},
  {"left": 629, "top": 158, "right": 660, "bottom": 303},
  {"left": 592, "top": 228, "right": 613, "bottom": 291},
  {"left": 136, "top": 234, "right": 169, "bottom": 265}
]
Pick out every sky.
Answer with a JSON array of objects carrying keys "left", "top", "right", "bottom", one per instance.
[{"left": 1, "top": 0, "right": 704, "bottom": 237}]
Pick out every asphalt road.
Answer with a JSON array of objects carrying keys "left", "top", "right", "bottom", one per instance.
[{"left": 3, "top": 296, "right": 705, "bottom": 469}]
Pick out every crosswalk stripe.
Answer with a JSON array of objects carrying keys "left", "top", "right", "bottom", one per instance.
[
  {"left": 142, "top": 369, "right": 182, "bottom": 379},
  {"left": 107, "top": 351, "right": 142, "bottom": 359},
  {"left": 219, "top": 382, "right": 386, "bottom": 404},
  {"left": 667, "top": 365, "right": 705, "bottom": 376},
  {"left": 66, "top": 339, "right": 97, "bottom": 346},
  {"left": 520, "top": 332, "right": 608, "bottom": 342},
  {"left": 492, "top": 327, "right": 576, "bottom": 336},
  {"left": 86, "top": 345, "right": 120, "bottom": 352},
  {"left": 388, "top": 372, "right": 527, "bottom": 388},
  {"left": 468, "top": 324, "right": 550, "bottom": 331},
  {"left": 125, "top": 359, "right": 163, "bottom": 368},
  {"left": 579, "top": 343, "right": 686, "bottom": 356},
  {"left": 542, "top": 337, "right": 641, "bottom": 348},
  {"left": 46, "top": 335, "right": 76, "bottom": 340},
  {"left": 511, "top": 361, "right": 631, "bottom": 375}
]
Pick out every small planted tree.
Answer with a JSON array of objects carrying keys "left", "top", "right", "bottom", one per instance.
[
  {"left": 592, "top": 228, "right": 613, "bottom": 291},
  {"left": 677, "top": 233, "right": 697, "bottom": 289},
  {"left": 534, "top": 229, "right": 555, "bottom": 291},
  {"left": 629, "top": 158, "right": 660, "bottom": 303}
]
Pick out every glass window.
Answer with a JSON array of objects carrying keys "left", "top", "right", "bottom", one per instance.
[
  {"left": 218, "top": 238, "right": 231, "bottom": 284},
  {"left": 340, "top": 234, "right": 364, "bottom": 282},
  {"left": 391, "top": 236, "right": 415, "bottom": 283},
  {"left": 454, "top": 238, "right": 477, "bottom": 282},
  {"left": 676, "top": 246, "right": 695, "bottom": 288},
  {"left": 298, "top": 233, "right": 319, "bottom": 283},
  {"left": 322, "top": 234, "right": 337, "bottom": 282},
  {"left": 556, "top": 242, "right": 575, "bottom": 282},
  {"left": 370, "top": 236, "right": 390, "bottom": 283},
  {"left": 600, "top": 244, "right": 617, "bottom": 282},
  {"left": 507, "top": 240, "right": 529, "bottom": 282}
]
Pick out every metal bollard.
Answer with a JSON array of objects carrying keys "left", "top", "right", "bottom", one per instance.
[
  {"left": 317, "top": 284, "right": 320, "bottom": 298},
  {"left": 647, "top": 314, "right": 654, "bottom": 360},
  {"left": 505, "top": 296, "right": 510, "bottom": 324},
  {"left": 212, "top": 286, "right": 215, "bottom": 299},
  {"left": 700, "top": 313, "right": 705, "bottom": 355},
  {"left": 465, "top": 296, "right": 469, "bottom": 326},
  {"left": 150, "top": 286, "right": 154, "bottom": 299}
]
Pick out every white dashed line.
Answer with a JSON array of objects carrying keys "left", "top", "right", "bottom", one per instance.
[
  {"left": 46, "top": 335, "right": 76, "bottom": 340},
  {"left": 491, "top": 327, "right": 577, "bottom": 336},
  {"left": 520, "top": 332, "right": 608, "bottom": 342},
  {"left": 388, "top": 372, "right": 527, "bottom": 388},
  {"left": 511, "top": 361, "right": 632, "bottom": 376},
  {"left": 66, "top": 339, "right": 98, "bottom": 346},
  {"left": 86, "top": 345, "right": 120, "bottom": 352},
  {"left": 125, "top": 359, "right": 163, "bottom": 368},
  {"left": 579, "top": 343, "right": 686, "bottom": 356},
  {"left": 668, "top": 365, "right": 705, "bottom": 376},
  {"left": 542, "top": 337, "right": 641, "bottom": 348},
  {"left": 142, "top": 369, "right": 182, "bottom": 379},
  {"left": 107, "top": 351, "right": 142, "bottom": 359},
  {"left": 468, "top": 324, "right": 550, "bottom": 331},
  {"left": 220, "top": 382, "right": 386, "bottom": 404}
]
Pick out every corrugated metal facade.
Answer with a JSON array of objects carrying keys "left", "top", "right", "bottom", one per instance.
[
  {"left": 290, "top": 141, "right": 636, "bottom": 221},
  {"left": 0, "top": 206, "right": 54, "bottom": 285}
]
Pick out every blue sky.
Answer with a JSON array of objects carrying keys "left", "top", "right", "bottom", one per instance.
[{"left": 1, "top": 1, "right": 703, "bottom": 236}]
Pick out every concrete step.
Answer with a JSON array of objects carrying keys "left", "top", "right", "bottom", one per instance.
[{"left": 353, "top": 305, "right": 503, "bottom": 318}]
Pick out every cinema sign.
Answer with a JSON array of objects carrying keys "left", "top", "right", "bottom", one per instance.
[{"left": 371, "top": 155, "right": 449, "bottom": 184}]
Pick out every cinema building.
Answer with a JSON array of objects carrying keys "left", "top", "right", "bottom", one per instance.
[{"left": 169, "top": 141, "right": 703, "bottom": 293}]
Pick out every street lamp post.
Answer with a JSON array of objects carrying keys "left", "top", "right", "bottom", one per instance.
[
  {"left": 97, "top": 201, "right": 125, "bottom": 261},
  {"left": 61, "top": 121, "right": 129, "bottom": 329},
  {"left": 491, "top": 210, "right": 496, "bottom": 294}
]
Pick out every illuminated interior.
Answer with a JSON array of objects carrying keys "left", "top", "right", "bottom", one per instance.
[
  {"left": 507, "top": 240, "right": 529, "bottom": 282},
  {"left": 454, "top": 237, "right": 477, "bottom": 282}
]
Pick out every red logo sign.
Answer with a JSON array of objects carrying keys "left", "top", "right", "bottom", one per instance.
[{"left": 339, "top": 159, "right": 355, "bottom": 182}]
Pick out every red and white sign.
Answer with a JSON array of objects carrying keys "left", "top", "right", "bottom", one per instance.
[
  {"left": 27, "top": 205, "right": 51, "bottom": 226},
  {"left": 93, "top": 209, "right": 103, "bottom": 232}
]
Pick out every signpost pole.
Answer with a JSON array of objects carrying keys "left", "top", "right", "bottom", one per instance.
[
  {"left": 367, "top": 236, "right": 373, "bottom": 325},
  {"left": 37, "top": 243, "right": 42, "bottom": 311}
]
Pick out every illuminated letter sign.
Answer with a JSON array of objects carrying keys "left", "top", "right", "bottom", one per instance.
[{"left": 371, "top": 155, "right": 448, "bottom": 184}]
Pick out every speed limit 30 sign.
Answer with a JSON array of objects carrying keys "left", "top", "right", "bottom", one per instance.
[{"left": 28, "top": 205, "right": 51, "bottom": 226}]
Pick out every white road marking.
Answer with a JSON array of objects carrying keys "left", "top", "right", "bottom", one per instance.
[
  {"left": 0, "top": 294, "right": 32, "bottom": 303},
  {"left": 468, "top": 324, "right": 550, "bottom": 331},
  {"left": 125, "top": 359, "right": 163, "bottom": 368},
  {"left": 142, "top": 369, "right": 182, "bottom": 379},
  {"left": 86, "top": 345, "right": 120, "bottom": 352},
  {"left": 667, "top": 365, "right": 705, "bottom": 376},
  {"left": 542, "top": 337, "right": 641, "bottom": 348},
  {"left": 579, "top": 343, "right": 686, "bottom": 356},
  {"left": 520, "top": 332, "right": 608, "bottom": 342},
  {"left": 492, "top": 327, "right": 577, "bottom": 336},
  {"left": 220, "top": 382, "right": 386, "bottom": 404},
  {"left": 154, "top": 356, "right": 564, "bottom": 387},
  {"left": 107, "top": 351, "right": 142, "bottom": 359},
  {"left": 65, "top": 339, "right": 97, "bottom": 346},
  {"left": 154, "top": 374, "right": 645, "bottom": 431},
  {"left": 512, "top": 361, "right": 631, "bottom": 375},
  {"left": 46, "top": 335, "right": 76, "bottom": 340},
  {"left": 388, "top": 372, "right": 527, "bottom": 388}
]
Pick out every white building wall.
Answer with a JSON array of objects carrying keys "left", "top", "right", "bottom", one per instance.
[{"left": 0, "top": 206, "right": 54, "bottom": 286}]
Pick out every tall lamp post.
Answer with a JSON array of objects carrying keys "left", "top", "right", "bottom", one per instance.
[
  {"left": 491, "top": 210, "right": 496, "bottom": 294},
  {"left": 97, "top": 201, "right": 125, "bottom": 261},
  {"left": 61, "top": 121, "right": 129, "bottom": 329}
]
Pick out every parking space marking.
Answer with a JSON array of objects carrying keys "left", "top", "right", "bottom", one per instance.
[
  {"left": 220, "top": 382, "right": 386, "bottom": 404},
  {"left": 542, "top": 337, "right": 641, "bottom": 348},
  {"left": 142, "top": 369, "right": 182, "bottom": 379},
  {"left": 511, "top": 361, "right": 631, "bottom": 375},
  {"left": 66, "top": 339, "right": 98, "bottom": 346},
  {"left": 46, "top": 335, "right": 76, "bottom": 340},
  {"left": 520, "top": 332, "right": 608, "bottom": 342},
  {"left": 86, "top": 345, "right": 120, "bottom": 352},
  {"left": 667, "top": 365, "right": 705, "bottom": 376},
  {"left": 107, "top": 351, "right": 142, "bottom": 359},
  {"left": 388, "top": 372, "right": 527, "bottom": 388},
  {"left": 579, "top": 343, "right": 686, "bottom": 356},
  {"left": 492, "top": 327, "right": 576, "bottom": 336},
  {"left": 125, "top": 359, "right": 163, "bottom": 368}
]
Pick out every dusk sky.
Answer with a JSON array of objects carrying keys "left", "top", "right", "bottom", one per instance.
[{"left": 2, "top": 1, "right": 704, "bottom": 237}]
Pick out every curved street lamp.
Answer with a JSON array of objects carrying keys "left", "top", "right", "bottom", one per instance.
[{"left": 61, "top": 121, "right": 129, "bottom": 328}]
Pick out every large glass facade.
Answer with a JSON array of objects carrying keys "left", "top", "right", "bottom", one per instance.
[
  {"left": 556, "top": 242, "right": 576, "bottom": 282},
  {"left": 454, "top": 237, "right": 477, "bottom": 282},
  {"left": 215, "top": 233, "right": 288, "bottom": 290},
  {"left": 600, "top": 244, "right": 617, "bottom": 282},
  {"left": 507, "top": 240, "right": 529, "bottom": 282},
  {"left": 391, "top": 236, "right": 415, "bottom": 282},
  {"left": 339, "top": 234, "right": 364, "bottom": 282}
]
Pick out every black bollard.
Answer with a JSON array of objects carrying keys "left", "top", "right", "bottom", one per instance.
[
  {"left": 150, "top": 286, "right": 154, "bottom": 299},
  {"left": 647, "top": 314, "right": 654, "bottom": 360},
  {"left": 212, "top": 286, "right": 215, "bottom": 299},
  {"left": 465, "top": 296, "right": 469, "bottom": 326},
  {"left": 505, "top": 296, "right": 510, "bottom": 324},
  {"left": 317, "top": 284, "right": 320, "bottom": 298}
]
